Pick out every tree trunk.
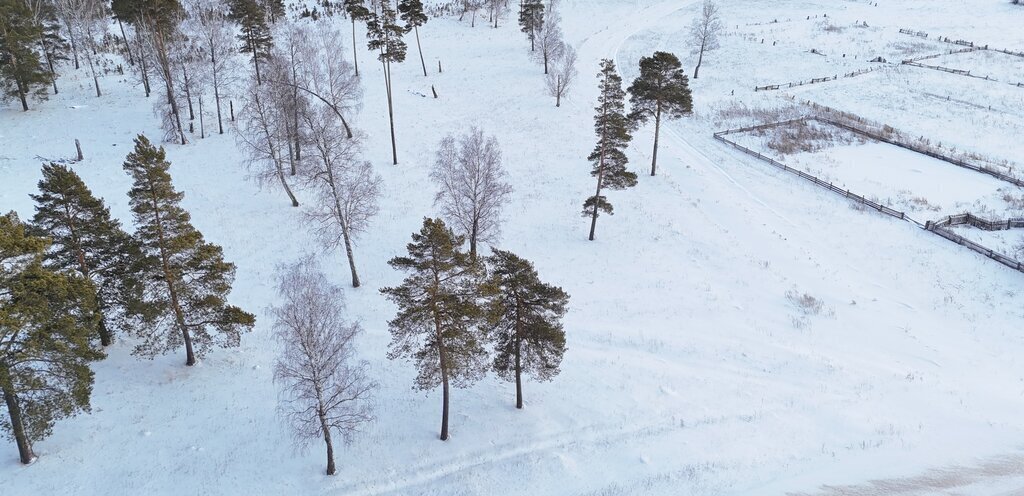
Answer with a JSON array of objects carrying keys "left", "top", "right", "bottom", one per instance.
[
  {"left": 17, "top": 78, "right": 29, "bottom": 112},
  {"left": 341, "top": 225, "right": 361, "bottom": 288},
  {"left": 2, "top": 387, "right": 35, "bottom": 464},
  {"left": 320, "top": 411, "right": 336, "bottom": 475},
  {"left": 651, "top": 106, "right": 661, "bottom": 176},
  {"left": 415, "top": 26, "right": 427, "bottom": 77},
  {"left": 469, "top": 217, "right": 479, "bottom": 262},
  {"left": 138, "top": 37, "right": 151, "bottom": 97},
  {"left": 694, "top": 42, "right": 705, "bottom": 79},
  {"left": 248, "top": 30, "right": 262, "bottom": 85},
  {"left": 66, "top": 19, "right": 80, "bottom": 70},
  {"left": 514, "top": 299, "right": 524, "bottom": 409},
  {"left": 351, "top": 18, "right": 359, "bottom": 77},
  {"left": 39, "top": 34, "right": 58, "bottom": 95},
  {"left": 147, "top": 181, "right": 195, "bottom": 365},
  {"left": 544, "top": 52, "right": 548, "bottom": 74},
  {"left": 98, "top": 315, "right": 112, "bottom": 347},
  {"left": 555, "top": 76, "right": 561, "bottom": 107},
  {"left": 275, "top": 160, "right": 300, "bottom": 207},
  {"left": 212, "top": 52, "right": 223, "bottom": 134},
  {"left": 182, "top": 65, "right": 195, "bottom": 122},
  {"left": 383, "top": 59, "right": 398, "bottom": 165},
  {"left": 589, "top": 112, "right": 609, "bottom": 241},
  {"left": 119, "top": 19, "right": 135, "bottom": 66},
  {"left": 440, "top": 358, "right": 450, "bottom": 441},
  {"left": 154, "top": 28, "right": 187, "bottom": 145},
  {"left": 199, "top": 95, "right": 205, "bottom": 139}
]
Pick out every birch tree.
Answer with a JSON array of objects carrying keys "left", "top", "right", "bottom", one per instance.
[
  {"left": 531, "top": 8, "right": 563, "bottom": 74},
  {"left": 272, "top": 257, "right": 375, "bottom": 476},
  {"left": 689, "top": 0, "right": 721, "bottom": 79},
  {"left": 236, "top": 78, "right": 301, "bottom": 207},
  {"left": 300, "top": 108, "right": 382, "bottom": 288},
  {"left": 545, "top": 44, "right": 576, "bottom": 107},
  {"left": 185, "top": 0, "right": 239, "bottom": 135},
  {"left": 431, "top": 127, "right": 512, "bottom": 262}
]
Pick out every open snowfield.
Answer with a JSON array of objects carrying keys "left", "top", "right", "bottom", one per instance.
[{"left": 3, "top": 0, "right": 1024, "bottom": 495}]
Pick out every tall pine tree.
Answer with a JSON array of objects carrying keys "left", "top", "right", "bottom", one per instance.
[
  {"left": 0, "top": 0, "right": 50, "bottom": 111},
  {"left": 30, "top": 163, "right": 143, "bottom": 347},
  {"left": 584, "top": 59, "right": 636, "bottom": 241},
  {"left": 397, "top": 0, "right": 428, "bottom": 77},
  {"left": 518, "top": 0, "right": 543, "bottom": 51},
  {"left": 381, "top": 218, "right": 486, "bottom": 441},
  {"left": 367, "top": 2, "right": 407, "bottom": 165},
  {"left": 122, "top": 135, "right": 255, "bottom": 366},
  {"left": 228, "top": 0, "right": 273, "bottom": 85},
  {"left": 483, "top": 249, "right": 568, "bottom": 410},
  {"left": 627, "top": 51, "right": 692, "bottom": 176},
  {"left": 343, "top": 0, "right": 372, "bottom": 77},
  {"left": 1, "top": 212, "right": 104, "bottom": 465}
]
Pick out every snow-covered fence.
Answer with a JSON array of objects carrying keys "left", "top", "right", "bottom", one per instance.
[
  {"left": 755, "top": 66, "right": 884, "bottom": 92},
  {"left": 901, "top": 47, "right": 977, "bottom": 64},
  {"left": 898, "top": 28, "right": 929, "bottom": 38},
  {"left": 712, "top": 122, "right": 907, "bottom": 221},
  {"left": 813, "top": 116, "right": 1024, "bottom": 187},
  {"left": 925, "top": 214, "right": 1024, "bottom": 272}
]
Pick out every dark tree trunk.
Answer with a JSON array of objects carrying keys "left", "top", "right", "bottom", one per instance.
[
  {"left": 2, "top": 388, "right": 35, "bottom": 464},
  {"left": 589, "top": 117, "right": 609, "bottom": 241},
  {"left": 651, "top": 105, "right": 661, "bottom": 176},
  {"left": 199, "top": 95, "right": 205, "bottom": 139},
  {"left": 119, "top": 19, "right": 135, "bottom": 66},
  {"left": 351, "top": 18, "right": 359, "bottom": 77},
  {"left": 514, "top": 300, "right": 524, "bottom": 409},
  {"left": 469, "top": 217, "right": 479, "bottom": 262},
  {"left": 342, "top": 227, "right": 361, "bottom": 288},
  {"left": 98, "top": 316, "right": 113, "bottom": 346},
  {"left": 415, "top": 26, "right": 427, "bottom": 77},
  {"left": 17, "top": 79, "right": 29, "bottom": 111},
  {"left": 276, "top": 160, "right": 299, "bottom": 207},
  {"left": 555, "top": 75, "right": 561, "bottom": 107},
  {"left": 694, "top": 43, "right": 705, "bottom": 79},
  {"left": 383, "top": 59, "right": 398, "bottom": 165},
  {"left": 320, "top": 412, "right": 336, "bottom": 475},
  {"left": 212, "top": 51, "right": 223, "bottom": 134},
  {"left": 440, "top": 369, "right": 450, "bottom": 441}
]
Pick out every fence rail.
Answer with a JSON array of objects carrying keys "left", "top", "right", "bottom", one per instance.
[
  {"left": 711, "top": 128, "right": 907, "bottom": 221},
  {"left": 713, "top": 118, "right": 1024, "bottom": 274},
  {"left": 924, "top": 215, "right": 1024, "bottom": 272}
]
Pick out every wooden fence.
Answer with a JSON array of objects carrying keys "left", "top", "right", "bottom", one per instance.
[
  {"left": 712, "top": 125, "right": 907, "bottom": 220},
  {"left": 713, "top": 118, "right": 1024, "bottom": 274},
  {"left": 925, "top": 214, "right": 1024, "bottom": 272},
  {"left": 899, "top": 28, "right": 928, "bottom": 38},
  {"left": 811, "top": 117, "right": 1024, "bottom": 187}
]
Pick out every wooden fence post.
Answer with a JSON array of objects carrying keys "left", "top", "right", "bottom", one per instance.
[{"left": 75, "top": 139, "right": 83, "bottom": 161}]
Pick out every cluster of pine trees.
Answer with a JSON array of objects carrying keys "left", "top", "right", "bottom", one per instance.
[
  {"left": 1, "top": 136, "right": 253, "bottom": 464},
  {"left": 383, "top": 218, "right": 570, "bottom": 441},
  {"left": 583, "top": 52, "right": 695, "bottom": 240}
]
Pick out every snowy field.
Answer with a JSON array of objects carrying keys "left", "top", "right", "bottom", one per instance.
[
  {"left": 4, "top": 0, "right": 1024, "bottom": 495},
  {"left": 927, "top": 48, "right": 1024, "bottom": 85}
]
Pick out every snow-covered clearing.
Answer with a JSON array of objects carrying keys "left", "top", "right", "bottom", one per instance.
[{"left": 3, "top": 0, "right": 1024, "bottom": 495}]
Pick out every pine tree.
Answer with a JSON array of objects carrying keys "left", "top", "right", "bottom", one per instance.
[
  {"left": 584, "top": 59, "right": 636, "bottom": 241},
  {"left": 518, "top": 0, "right": 543, "bottom": 51},
  {"left": 343, "top": 0, "right": 371, "bottom": 76},
  {"left": 483, "top": 249, "right": 568, "bottom": 410},
  {"left": 0, "top": 0, "right": 50, "bottom": 111},
  {"left": 1, "top": 212, "right": 104, "bottom": 465},
  {"left": 366, "top": 2, "right": 407, "bottom": 165},
  {"left": 228, "top": 0, "right": 273, "bottom": 85},
  {"left": 122, "top": 135, "right": 255, "bottom": 366},
  {"left": 397, "top": 0, "right": 428, "bottom": 77},
  {"left": 30, "top": 163, "right": 143, "bottom": 347},
  {"left": 381, "top": 218, "right": 486, "bottom": 441},
  {"left": 627, "top": 51, "right": 692, "bottom": 176}
]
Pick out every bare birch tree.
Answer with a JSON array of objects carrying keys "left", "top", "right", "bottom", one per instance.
[
  {"left": 545, "top": 44, "right": 576, "bottom": 107},
  {"left": 56, "top": 0, "right": 107, "bottom": 97},
  {"left": 272, "top": 257, "right": 375, "bottom": 476},
  {"left": 185, "top": 0, "right": 239, "bottom": 135},
  {"left": 531, "top": 7, "right": 563, "bottom": 74},
  {"left": 300, "top": 108, "right": 382, "bottom": 288},
  {"left": 236, "top": 78, "right": 301, "bottom": 207},
  {"left": 689, "top": 0, "right": 721, "bottom": 79},
  {"left": 431, "top": 127, "right": 512, "bottom": 261}
]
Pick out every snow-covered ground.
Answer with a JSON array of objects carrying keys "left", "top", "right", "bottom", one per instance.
[{"left": 3, "top": 0, "right": 1024, "bottom": 495}]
